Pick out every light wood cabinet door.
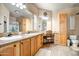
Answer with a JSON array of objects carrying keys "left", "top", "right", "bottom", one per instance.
[
  {"left": 37, "top": 35, "right": 42, "bottom": 50},
  {"left": 20, "top": 39, "right": 31, "bottom": 56},
  {"left": 59, "top": 13, "right": 67, "bottom": 46},
  {"left": 31, "top": 37, "right": 36, "bottom": 56},
  {"left": 0, "top": 44, "right": 14, "bottom": 56},
  {"left": 30, "top": 34, "right": 43, "bottom": 56},
  {"left": 0, "top": 42, "right": 20, "bottom": 56}
]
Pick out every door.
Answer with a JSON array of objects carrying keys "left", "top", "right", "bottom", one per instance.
[
  {"left": 0, "top": 44, "right": 15, "bottom": 56},
  {"left": 20, "top": 39, "right": 31, "bottom": 56},
  {"left": 59, "top": 13, "right": 67, "bottom": 46},
  {"left": 37, "top": 35, "right": 42, "bottom": 50},
  {"left": 0, "top": 42, "right": 20, "bottom": 56},
  {"left": 31, "top": 37, "right": 36, "bottom": 56}
]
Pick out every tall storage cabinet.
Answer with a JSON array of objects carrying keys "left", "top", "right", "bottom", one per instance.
[{"left": 59, "top": 13, "right": 67, "bottom": 46}]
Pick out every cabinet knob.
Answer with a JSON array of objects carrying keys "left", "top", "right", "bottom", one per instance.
[
  {"left": 14, "top": 45, "right": 16, "bottom": 47},
  {"left": 21, "top": 42, "right": 23, "bottom": 44}
]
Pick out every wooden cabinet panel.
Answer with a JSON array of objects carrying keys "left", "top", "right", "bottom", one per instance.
[
  {"left": 0, "top": 42, "right": 20, "bottom": 56},
  {"left": 0, "top": 45, "right": 14, "bottom": 56},
  {"left": 31, "top": 34, "right": 43, "bottom": 56},
  {"left": 0, "top": 34, "right": 43, "bottom": 56},
  {"left": 14, "top": 42, "right": 20, "bottom": 56},
  {"left": 0, "top": 44, "right": 16, "bottom": 56},
  {"left": 59, "top": 13, "right": 67, "bottom": 46},
  {"left": 60, "top": 34, "right": 67, "bottom": 45},
  {"left": 37, "top": 35, "right": 42, "bottom": 50},
  {"left": 31, "top": 37, "right": 36, "bottom": 56},
  {"left": 36, "top": 34, "right": 43, "bottom": 51},
  {"left": 54, "top": 33, "right": 60, "bottom": 44},
  {"left": 20, "top": 39, "right": 31, "bottom": 56}
]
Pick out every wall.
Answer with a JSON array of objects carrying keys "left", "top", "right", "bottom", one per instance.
[
  {"left": 52, "top": 12, "right": 60, "bottom": 44},
  {"left": 52, "top": 12, "right": 60, "bottom": 33},
  {"left": 47, "top": 11, "right": 52, "bottom": 31},
  {"left": 0, "top": 4, "right": 9, "bottom": 33}
]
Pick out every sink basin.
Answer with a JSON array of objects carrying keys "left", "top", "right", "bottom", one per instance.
[{"left": 0, "top": 35, "right": 22, "bottom": 41}]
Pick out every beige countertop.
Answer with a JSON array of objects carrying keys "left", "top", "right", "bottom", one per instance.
[{"left": 0, "top": 32, "right": 44, "bottom": 47}]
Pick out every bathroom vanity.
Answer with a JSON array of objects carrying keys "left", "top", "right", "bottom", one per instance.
[{"left": 0, "top": 32, "right": 44, "bottom": 56}]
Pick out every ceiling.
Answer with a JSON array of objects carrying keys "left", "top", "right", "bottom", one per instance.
[
  {"left": 4, "top": 3, "right": 32, "bottom": 18},
  {"left": 34, "top": 3, "right": 79, "bottom": 12},
  {"left": 3, "top": 3, "right": 79, "bottom": 18}
]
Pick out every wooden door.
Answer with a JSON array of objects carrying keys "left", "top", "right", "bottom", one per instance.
[
  {"left": 37, "top": 35, "right": 42, "bottom": 49},
  {"left": 20, "top": 39, "right": 31, "bottom": 56},
  {"left": 31, "top": 37, "right": 36, "bottom": 56},
  {"left": 0, "top": 44, "right": 15, "bottom": 56},
  {"left": 0, "top": 42, "right": 20, "bottom": 56},
  {"left": 59, "top": 13, "right": 67, "bottom": 46},
  {"left": 36, "top": 34, "right": 43, "bottom": 50}
]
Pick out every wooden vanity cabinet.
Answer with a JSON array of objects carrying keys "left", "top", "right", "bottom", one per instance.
[
  {"left": 30, "top": 34, "right": 43, "bottom": 56},
  {"left": 0, "top": 42, "right": 20, "bottom": 56},
  {"left": 36, "top": 34, "right": 43, "bottom": 50},
  {"left": 0, "top": 33, "right": 43, "bottom": 56},
  {"left": 20, "top": 39, "right": 31, "bottom": 56},
  {"left": 30, "top": 37, "right": 36, "bottom": 56}
]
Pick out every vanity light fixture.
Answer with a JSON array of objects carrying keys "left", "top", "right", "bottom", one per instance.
[
  {"left": 11, "top": 3, "right": 26, "bottom": 9},
  {"left": 42, "top": 16, "right": 48, "bottom": 20},
  {"left": 40, "top": 12, "right": 48, "bottom": 20}
]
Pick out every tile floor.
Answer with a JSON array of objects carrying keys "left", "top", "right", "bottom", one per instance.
[{"left": 35, "top": 44, "right": 79, "bottom": 56}]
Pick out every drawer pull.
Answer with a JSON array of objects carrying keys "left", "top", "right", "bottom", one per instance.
[
  {"left": 14, "top": 45, "right": 16, "bottom": 47},
  {"left": 21, "top": 42, "right": 23, "bottom": 44}
]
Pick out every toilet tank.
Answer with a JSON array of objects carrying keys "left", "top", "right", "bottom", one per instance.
[{"left": 70, "top": 35, "right": 77, "bottom": 40}]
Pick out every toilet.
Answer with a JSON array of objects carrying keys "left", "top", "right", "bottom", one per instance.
[{"left": 70, "top": 35, "right": 78, "bottom": 47}]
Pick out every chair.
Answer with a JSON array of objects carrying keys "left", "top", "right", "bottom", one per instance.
[{"left": 43, "top": 30, "right": 54, "bottom": 44}]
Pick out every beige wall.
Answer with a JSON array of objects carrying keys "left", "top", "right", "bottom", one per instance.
[{"left": 52, "top": 12, "right": 60, "bottom": 33}]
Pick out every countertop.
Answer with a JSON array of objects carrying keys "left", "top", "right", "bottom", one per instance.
[{"left": 0, "top": 32, "right": 44, "bottom": 47}]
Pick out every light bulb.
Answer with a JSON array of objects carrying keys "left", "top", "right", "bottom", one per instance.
[
  {"left": 19, "top": 3, "right": 22, "bottom": 6},
  {"left": 23, "top": 5, "right": 26, "bottom": 8},
  {"left": 11, "top": 3, "right": 16, "bottom": 5},
  {"left": 16, "top": 4, "right": 20, "bottom": 7},
  {"left": 20, "top": 6, "right": 23, "bottom": 9},
  {"left": 42, "top": 16, "right": 48, "bottom": 20}
]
